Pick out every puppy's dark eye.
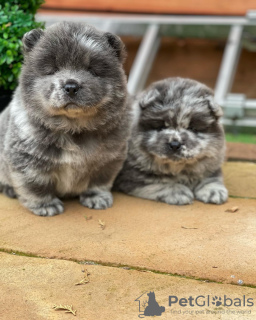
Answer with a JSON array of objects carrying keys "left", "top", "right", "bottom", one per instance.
[
  {"left": 45, "top": 67, "right": 58, "bottom": 76},
  {"left": 188, "top": 126, "right": 198, "bottom": 134},
  {"left": 188, "top": 125, "right": 209, "bottom": 134},
  {"left": 155, "top": 126, "right": 166, "bottom": 132},
  {"left": 88, "top": 67, "right": 98, "bottom": 77},
  {"left": 150, "top": 122, "right": 166, "bottom": 131}
]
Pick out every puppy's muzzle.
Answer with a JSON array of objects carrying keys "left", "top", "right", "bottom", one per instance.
[
  {"left": 64, "top": 80, "right": 79, "bottom": 98},
  {"left": 168, "top": 140, "right": 182, "bottom": 151}
]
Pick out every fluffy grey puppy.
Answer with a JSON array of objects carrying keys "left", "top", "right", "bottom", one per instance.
[
  {"left": 0, "top": 22, "right": 131, "bottom": 216},
  {"left": 114, "top": 77, "right": 228, "bottom": 205}
]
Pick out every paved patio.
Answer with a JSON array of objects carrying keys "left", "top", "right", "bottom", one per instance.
[{"left": 0, "top": 161, "right": 255, "bottom": 319}]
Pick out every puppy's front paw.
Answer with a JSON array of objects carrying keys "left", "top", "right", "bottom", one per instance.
[
  {"left": 195, "top": 183, "right": 228, "bottom": 204},
  {"left": 0, "top": 184, "right": 17, "bottom": 198},
  {"left": 156, "top": 184, "right": 194, "bottom": 205},
  {"left": 80, "top": 190, "right": 113, "bottom": 210},
  {"left": 167, "top": 184, "right": 194, "bottom": 205},
  {"left": 29, "top": 198, "right": 64, "bottom": 216}
]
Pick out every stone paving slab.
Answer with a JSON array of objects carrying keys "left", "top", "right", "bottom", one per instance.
[
  {"left": 1, "top": 252, "right": 256, "bottom": 320},
  {"left": 0, "top": 193, "right": 255, "bottom": 286},
  {"left": 223, "top": 162, "right": 256, "bottom": 199}
]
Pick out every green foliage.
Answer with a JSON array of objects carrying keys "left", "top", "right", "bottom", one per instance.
[
  {"left": 0, "top": 1, "right": 45, "bottom": 91},
  {"left": 226, "top": 133, "right": 256, "bottom": 144},
  {"left": 0, "top": 0, "right": 45, "bottom": 15}
]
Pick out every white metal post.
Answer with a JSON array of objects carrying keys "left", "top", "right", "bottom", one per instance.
[
  {"left": 127, "top": 24, "right": 160, "bottom": 95},
  {"left": 214, "top": 25, "right": 243, "bottom": 105}
]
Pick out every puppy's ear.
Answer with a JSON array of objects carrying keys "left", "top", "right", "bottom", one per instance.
[
  {"left": 139, "top": 89, "right": 160, "bottom": 109},
  {"left": 104, "top": 32, "right": 126, "bottom": 63},
  {"left": 207, "top": 95, "right": 223, "bottom": 119},
  {"left": 22, "top": 28, "right": 44, "bottom": 54}
]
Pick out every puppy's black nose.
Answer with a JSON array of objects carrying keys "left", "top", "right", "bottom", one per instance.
[
  {"left": 169, "top": 140, "right": 182, "bottom": 151},
  {"left": 64, "top": 81, "right": 79, "bottom": 97}
]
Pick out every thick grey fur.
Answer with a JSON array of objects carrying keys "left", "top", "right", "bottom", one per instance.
[
  {"left": 114, "top": 77, "right": 228, "bottom": 205},
  {"left": 0, "top": 22, "right": 131, "bottom": 216}
]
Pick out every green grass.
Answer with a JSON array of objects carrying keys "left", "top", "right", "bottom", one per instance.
[{"left": 225, "top": 133, "right": 256, "bottom": 144}]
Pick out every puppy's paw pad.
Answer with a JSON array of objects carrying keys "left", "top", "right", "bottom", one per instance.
[
  {"left": 80, "top": 191, "right": 113, "bottom": 210},
  {"left": 31, "top": 198, "right": 64, "bottom": 216},
  {"left": 195, "top": 184, "right": 228, "bottom": 204},
  {"left": 2, "top": 185, "right": 17, "bottom": 198}
]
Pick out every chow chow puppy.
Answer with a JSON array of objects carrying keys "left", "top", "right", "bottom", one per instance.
[
  {"left": 0, "top": 22, "right": 131, "bottom": 216},
  {"left": 114, "top": 77, "right": 228, "bottom": 205}
]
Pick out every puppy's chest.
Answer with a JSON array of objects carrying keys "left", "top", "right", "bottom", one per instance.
[
  {"left": 52, "top": 138, "right": 117, "bottom": 195},
  {"left": 53, "top": 146, "right": 96, "bottom": 195},
  {"left": 52, "top": 147, "right": 82, "bottom": 190},
  {"left": 172, "top": 173, "right": 200, "bottom": 187},
  {"left": 152, "top": 163, "right": 204, "bottom": 187},
  {"left": 157, "top": 172, "right": 196, "bottom": 186}
]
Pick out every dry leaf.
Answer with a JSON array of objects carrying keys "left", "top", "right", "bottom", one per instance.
[
  {"left": 84, "top": 215, "right": 92, "bottom": 221},
  {"left": 98, "top": 219, "right": 106, "bottom": 230},
  {"left": 181, "top": 226, "right": 198, "bottom": 229},
  {"left": 75, "top": 269, "right": 90, "bottom": 286},
  {"left": 75, "top": 278, "right": 89, "bottom": 285},
  {"left": 53, "top": 304, "right": 76, "bottom": 316},
  {"left": 225, "top": 206, "right": 239, "bottom": 213}
]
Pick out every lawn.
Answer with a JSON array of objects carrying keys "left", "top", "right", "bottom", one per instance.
[{"left": 225, "top": 133, "right": 256, "bottom": 144}]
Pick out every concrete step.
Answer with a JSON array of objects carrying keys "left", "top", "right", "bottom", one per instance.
[{"left": 1, "top": 252, "right": 256, "bottom": 320}]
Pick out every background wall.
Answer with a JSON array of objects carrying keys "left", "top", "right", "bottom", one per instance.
[
  {"left": 123, "top": 37, "right": 256, "bottom": 98},
  {"left": 42, "top": 0, "right": 256, "bottom": 15}
]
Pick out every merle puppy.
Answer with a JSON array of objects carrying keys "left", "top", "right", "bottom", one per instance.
[
  {"left": 114, "top": 77, "right": 228, "bottom": 205},
  {"left": 0, "top": 22, "right": 131, "bottom": 216}
]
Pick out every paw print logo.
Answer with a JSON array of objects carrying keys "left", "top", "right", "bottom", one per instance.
[{"left": 212, "top": 296, "right": 222, "bottom": 307}]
